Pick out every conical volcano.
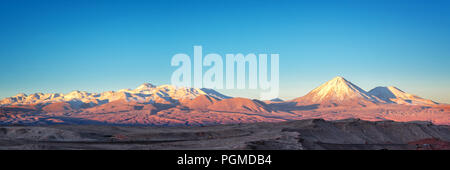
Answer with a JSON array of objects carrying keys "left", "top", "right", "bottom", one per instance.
[{"left": 293, "top": 76, "right": 382, "bottom": 106}]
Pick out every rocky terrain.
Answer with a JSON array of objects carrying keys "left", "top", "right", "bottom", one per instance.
[{"left": 0, "top": 119, "right": 448, "bottom": 150}]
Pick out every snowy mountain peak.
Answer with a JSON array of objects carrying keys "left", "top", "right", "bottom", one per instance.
[
  {"left": 369, "top": 86, "right": 438, "bottom": 105},
  {"left": 14, "top": 93, "right": 27, "bottom": 97},
  {"left": 136, "top": 83, "right": 156, "bottom": 90},
  {"left": 332, "top": 76, "right": 346, "bottom": 81},
  {"left": 293, "top": 76, "right": 382, "bottom": 105},
  {"left": 387, "top": 86, "right": 403, "bottom": 92}
]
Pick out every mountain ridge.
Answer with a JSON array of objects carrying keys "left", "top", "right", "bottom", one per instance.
[{"left": 0, "top": 83, "right": 229, "bottom": 107}]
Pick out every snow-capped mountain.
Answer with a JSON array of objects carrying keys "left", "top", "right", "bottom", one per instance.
[
  {"left": 0, "top": 83, "right": 229, "bottom": 106},
  {"left": 0, "top": 77, "right": 448, "bottom": 126},
  {"left": 369, "top": 86, "right": 438, "bottom": 105},
  {"left": 292, "top": 76, "right": 383, "bottom": 106}
]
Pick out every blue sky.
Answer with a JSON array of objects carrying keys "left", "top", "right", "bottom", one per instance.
[{"left": 0, "top": 0, "right": 449, "bottom": 103}]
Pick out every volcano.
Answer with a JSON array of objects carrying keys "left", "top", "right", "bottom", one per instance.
[{"left": 292, "top": 76, "right": 383, "bottom": 107}]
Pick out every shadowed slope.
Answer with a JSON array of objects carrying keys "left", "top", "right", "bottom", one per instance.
[
  {"left": 208, "top": 98, "right": 273, "bottom": 113},
  {"left": 83, "top": 100, "right": 157, "bottom": 114},
  {"left": 181, "top": 95, "right": 221, "bottom": 111},
  {"left": 42, "top": 102, "right": 75, "bottom": 113}
]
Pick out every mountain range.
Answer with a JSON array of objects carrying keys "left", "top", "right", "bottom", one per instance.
[
  {"left": 0, "top": 83, "right": 229, "bottom": 107},
  {"left": 0, "top": 76, "right": 448, "bottom": 126},
  {"left": 292, "top": 76, "right": 438, "bottom": 106}
]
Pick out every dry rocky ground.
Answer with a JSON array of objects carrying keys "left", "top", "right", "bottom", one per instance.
[{"left": 0, "top": 119, "right": 448, "bottom": 150}]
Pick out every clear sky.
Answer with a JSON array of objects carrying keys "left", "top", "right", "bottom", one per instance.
[{"left": 0, "top": 0, "right": 449, "bottom": 103}]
